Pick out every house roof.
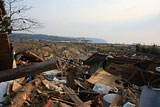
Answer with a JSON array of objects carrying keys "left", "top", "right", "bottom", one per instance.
[
  {"left": 83, "top": 53, "right": 108, "bottom": 65},
  {"left": 83, "top": 53, "right": 142, "bottom": 65}
]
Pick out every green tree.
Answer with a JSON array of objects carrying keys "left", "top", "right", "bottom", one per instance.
[{"left": 135, "top": 44, "right": 141, "bottom": 52}]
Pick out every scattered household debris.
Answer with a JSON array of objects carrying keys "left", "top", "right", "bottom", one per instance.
[{"left": 0, "top": 51, "right": 160, "bottom": 107}]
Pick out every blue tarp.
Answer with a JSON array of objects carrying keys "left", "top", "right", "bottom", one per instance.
[{"left": 139, "top": 86, "right": 160, "bottom": 107}]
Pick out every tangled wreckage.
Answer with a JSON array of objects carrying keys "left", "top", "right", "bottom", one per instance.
[
  {"left": 0, "top": 1, "right": 160, "bottom": 106},
  {"left": 0, "top": 35, "right": 160, "bottom": 107}
]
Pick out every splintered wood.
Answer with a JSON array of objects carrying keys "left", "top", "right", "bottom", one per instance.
[
  {"left": 87, "top": 69, "right": 122, "bottom": 88},
  {"left": 24, "top": 51, "right": 44, "bottom": 62},
  {"left": 2, "top": 52, "right": 152, "bottom": 107},
  {"left": 10, "top": 76, "right": 43, "bottom": 107},
  {"left": 61, "top": 85, "right": 84, "bottom": 106},
  {"left": 12, "top": 80, "right": 22, "bottom": 92},
  {"left": 42, "top": 79, "right": 62, "bottom": 91}
]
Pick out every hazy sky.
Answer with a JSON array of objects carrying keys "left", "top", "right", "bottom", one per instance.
[{"left": 22, "top": 0, "right": 160, "bottom": 44}]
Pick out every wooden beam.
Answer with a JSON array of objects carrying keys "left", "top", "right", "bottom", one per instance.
[
  {"left": 12, "top": 80, "right": 22, "bottom": 92},
  {"left": 0, "top": 59, "right": 57, "bottom": 82},
  {"left": 61, "top": 85, "right": 84, "bottom": 106},
  {"left": 42, "top": 79, "right": 62, "bottom": 91},
  {"left": 77, "top": 90, "right": 99, "bottom": 95},
  {"left": 128, "top": 71, "right": 138, "bottom": 81},
  {"left": 9, "top": 76, "right": 43, "bottom": 107},
  {"left": 66, "top": 68, "right": 76, "bottom": 90},
  {"left": 24, "top": 51, "right": 44, "bottom": 62},
  {"left": 139, "top": 70, "right": 147, "bottom": 85},
  {"left": 51, "top": 97, "right": 78, "bottom": 106},
  {"left": 6, "top": 82, "right": 10, "bottom": 96}
]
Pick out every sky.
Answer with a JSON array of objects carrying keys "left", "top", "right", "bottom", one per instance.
[{"left": 21, "top": 0, "right": 160, "bottom": 45}]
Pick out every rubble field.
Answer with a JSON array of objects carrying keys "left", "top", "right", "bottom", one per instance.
[{"left": 0, "top": 40, "right": 160, "bottom": 107}]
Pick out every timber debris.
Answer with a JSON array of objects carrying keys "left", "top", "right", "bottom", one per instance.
[{"left": 0, "top": 51, "right": 160, "bottom": 107}]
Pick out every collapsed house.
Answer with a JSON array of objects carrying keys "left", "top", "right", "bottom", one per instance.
[{"left": 84, "top": 53, "right": 160, "bottom": 87}]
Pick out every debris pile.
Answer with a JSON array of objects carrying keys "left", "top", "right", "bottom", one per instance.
[{"left": 0, "top": 52, "right": 160, "bottom": 107}]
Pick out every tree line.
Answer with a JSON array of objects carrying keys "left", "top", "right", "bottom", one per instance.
[{"left": 135, "top": 44, "right": 160, "bottom": 55}]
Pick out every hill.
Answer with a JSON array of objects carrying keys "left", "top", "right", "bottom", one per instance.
[{"left": 9, "top": 33, "right": 107, "bottom": 43}]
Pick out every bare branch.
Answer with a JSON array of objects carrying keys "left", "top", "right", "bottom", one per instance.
[
  {"left": 10, "top": 6, "right": 32, "bottom": 17},
  {"left": 0, "top": 0, "right": 43, "bottom": 34}
]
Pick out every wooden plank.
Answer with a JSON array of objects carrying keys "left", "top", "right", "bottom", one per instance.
[
  {"left": 60, "top": 102, "right": 72, "bottom": 107},
  {"left": 0, "top": 39, "right": 9, "bottom": 43},
  {"left": 75, "top": 79, "right": 87, "bottom": 90},
  {"left": 0, "top": 53, "right": 12, "bottom": 56},
  {"left": 51, "top": 97, "right": 78, "bottom": 106},
  {"left": 0, "top": 59, "right": 57, "bottom": 82},
  {"left": 0, "top": 45, "right": 10, "bottom": 50},
  {"left": 0, "top": 33, "right": 9, "bottom": 39},
  {"left": 0, "top": 46, "right": 10, "bottom": 50},
  {"left": 87, "top": 69, "right": 122, "bottom": 88},
  {"left": 0, "top": 49, "right": 11, "bottom": 53},
  {"left": 17, "top": 77, "right": 25, "bottom": 84},
  {"left": 42, "top": 79, "right": 62, "bottom": 91},
  {"left": 128, "top": 71, "right": 138, "bottom": 81},
  {"left": 0, "top": 41, "right": 10, "bottom": 46},
  {"left": 78, "top": 90, "right": 99, "bottom": 95},
  {"left": 6, "top": 82, "right": 10, "bottom": 96},
  {"left": 9, "top": 76, "right": 42, "bottom": 107},
  {"left": 0, "top": 58, "right": 13, "bottom": 63},
  {"left": 61, "top": 85, "right": 84, "bottom": 106},
  {"left": 0, "top": 37, "right": 8, "bottom": 41},
  {"left": 24, "top": 51, "right": 44, "bottom": 62},
  {"left": 66, "top": 68, "right": 76, "bottom": 90},
  {"left": 12, "top": 80, "right": 22, "bottom": 92},
  {"left": 83, "top": 100, "right": 92, "bottom": 107}
]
